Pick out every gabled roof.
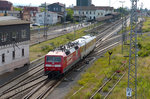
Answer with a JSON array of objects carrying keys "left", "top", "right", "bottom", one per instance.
[
  {"left": 49, "top": 2, "right": 65, "bottom": 7},
  {"left": 73, "top": 6, "right": 114, "bottom": 10}
]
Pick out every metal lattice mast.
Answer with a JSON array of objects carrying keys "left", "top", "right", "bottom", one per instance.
[{"left": 127, "top": 0, "right": 138, "bottom": 99}]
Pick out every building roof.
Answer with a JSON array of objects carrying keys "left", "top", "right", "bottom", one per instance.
[
  {"left": 37, "top": 11, "right": 57, "bottom": 14},
  {"left": 73, "top": 6, "right": 114, "bottom": 10},
  {"left": 0, "top": 16, "right": 30, "bottom": 26},
  {"left": 49, "top": 2, "right": 65, "bottom": 7}
]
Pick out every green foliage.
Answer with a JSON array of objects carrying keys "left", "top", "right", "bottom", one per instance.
[
  {"left": 138, "top": 42, "right": 150, "bottom": 57},
  {"left": 41, "top": 45, "right": 53, "bottom": 52},
  {"left": 142, "top": 17, "right": 150, "bottom": 32},
  {"left": 66, "top": 9, "right": 74, "bottom": 22},
  {"left": 40, "top": 8, "right": 46, "bottom": 12},
  {"left": 66, "top": 34, "right": 74, "bottom": 40},
  {"left": 14, "top": 7, "right": 22, "bottom": 11},
  {"left": 85, "top": 92, "right": 91, "bottom": 98},
  {"left": 78, "top": 73, "right": 96, "bottom": 86},
  {"left": 93, "top": 93, "right": 102, "bottom": 99},
  {"left": 102, "top": 86, "right": 109, "bottom": 92}
]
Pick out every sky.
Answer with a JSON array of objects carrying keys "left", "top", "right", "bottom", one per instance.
[{"left": 8, "top": 0, "right": 149, "bottom": 9}]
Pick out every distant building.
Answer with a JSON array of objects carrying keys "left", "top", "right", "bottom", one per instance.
[
  {"left": 0, "top": 16, "right": 30, "bottom": 75},
  {"left": 77, "top": 0, "right": 92, "bottom": 6},
  {"left": 36, "top": 11, "right": 58, "bottom": 25},
  {"left": 0, "top": 0, "right": 13, "bottom": 11},
  {"left": 73, "top": 6, "right": 114, "bottom": 21},
  {"left": 47, "top": 2, "right": 65, "bottom": 14},
  {"left": 24, "top": 6, "right": 40, "bottom": 12},
  {"left": 23, "top": 6, "right": 40, "bottom": 22},
  {"left": 0, "top": 10, "right": 22, "bottom": 18},
  {"left": 23, "top": 11, "right": 30, "bottom": 21}
]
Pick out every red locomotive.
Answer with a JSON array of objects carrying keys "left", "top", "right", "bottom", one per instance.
[{"left": 44, "top": 35, "right": 96, "bottom": 78}]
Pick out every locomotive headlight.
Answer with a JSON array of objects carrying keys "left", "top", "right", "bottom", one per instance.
[
  {"left": 55, "top": 65, "right": 61, "bottom": 67},
  {"left": 46, "top": 64, "right": 52, "bottom": 67}
]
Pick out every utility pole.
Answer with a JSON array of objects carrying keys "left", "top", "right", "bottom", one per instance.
[
  {"left": 44, "top": 2, "right": 47, "bottom": 39},
  {"left": 124, "top": 14, "right": 127, "bottom": 44},
  {"left": 64, "top": 4, "right": 66, "bottom": 30},
  {"left": 127, "top": 0, "right": 138, "bottom": 98},
  {"left": 119, "top": 1, "right": 125, "bottom": 54},
  {"left": 79, "top": 0, "right": 82, "bottom": 26}
]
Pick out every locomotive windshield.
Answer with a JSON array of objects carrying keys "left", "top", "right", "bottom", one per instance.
[{"left": 46, "top": 56, "right": 61, "bottom": 62}]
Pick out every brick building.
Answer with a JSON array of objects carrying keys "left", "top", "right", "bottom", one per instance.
[{"left": 0, "top": 0, "right": 13, "bottom": 11}]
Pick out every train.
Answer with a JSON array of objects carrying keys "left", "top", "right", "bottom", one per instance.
[{"left": 44, "top": 35, "right": 96, "bottom": 78}]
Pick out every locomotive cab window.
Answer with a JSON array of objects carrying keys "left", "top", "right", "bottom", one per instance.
[
  {"left": 54, "top": 57, "right": 61, "bottom": 62},
  {"left": 46, "top": 56, "right": 61, "bottom": 62}
]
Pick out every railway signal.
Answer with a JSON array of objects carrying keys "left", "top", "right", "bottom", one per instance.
[{"left": 108, "top": 51, "right": 113, "bottom": 65}]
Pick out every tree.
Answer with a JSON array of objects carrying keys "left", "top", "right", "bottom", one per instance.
[
  {"left": 66, "top": 9, "right": 74, "bottom": 22},
  {"left": 13, "top": 7, "right": 22, "bottom": 11}
]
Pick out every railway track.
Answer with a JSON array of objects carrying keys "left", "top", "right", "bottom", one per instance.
[
  {"left": 0, "top": 18, "right": 125, "bottom": 99},
  {"left": 90, "top": 62, "right": 127, "bottom": 99},
  {"left": 0, "top": 62, "right": 44, "bottom": 95}
]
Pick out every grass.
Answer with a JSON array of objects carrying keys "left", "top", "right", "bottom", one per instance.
[
  {"left": 142, "top": 17, "right": 150, "bottom": 32},
  {"left": 65, "top": 45, "right": 128, "bottom": 99},
  {"left": 108, "top": 33, "right": 150, "bottom": 99},
  {"left": 65, "top": 18, "right": 150, "bottom": 98}
]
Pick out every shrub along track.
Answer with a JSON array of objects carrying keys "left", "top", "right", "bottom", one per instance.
[{"left": 90, "top": 62, "right": 127, "bottom": 99}]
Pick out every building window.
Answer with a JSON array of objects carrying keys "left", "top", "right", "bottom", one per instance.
[
  {"left": 1, "top": 33, "right": 7, "bottom": 42},
  {"left": 83, "top": 12, "right": 84, "bottom": 15},
  {"left": 12, "top": 51, "right": 15, "bottom": 59},
  {"left": 90, "top": 11, "right": 91, "bottom": 14},
  {"left": 2, "top": 53, "right": 5, "bottom": 63},
  {"left": 12, "top": 32, "right": 17, "bottom": 40},
  {"left": 39, "top": 15, "right": 42, "bottom": 17},
  {"left": 79, "top": 11, "right": 80, "bottom": 14},
  {"left": 86, "top": 12, "right": 88, "bottom": 14},
  {"left": 22, "top": 49, "right": 24, "bottom": 57},
  {"left": 47, "top": 15, "right": 50, "bottom": 17},
  {"left": 94, "top": 12, "right": 95, "bottom": 14},
  {"left": 21, "top": 30, "right": 26, "bottom": 39},
  {"left": 54, "top": 8, "right": 55, "bottom": 11}
]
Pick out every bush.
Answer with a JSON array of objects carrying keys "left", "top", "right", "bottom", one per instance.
[
  {"left": 85, "top": 92, "right": 91, "bottom": 98},
  {"left": 93, "top": 93, "right": 102, "bottom": 99},
  {"left": 41, "top": 45, "right": 53, "bottom": 52},
  {"left": 102, "top": 86, "right": 109, "bottom": 92}
]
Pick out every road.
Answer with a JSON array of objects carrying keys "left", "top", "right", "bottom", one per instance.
[{"left": 30, "top": 22, "right": 91, "bottom": 45}]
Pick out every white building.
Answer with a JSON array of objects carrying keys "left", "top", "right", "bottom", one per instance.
[
  {"left": 0, "top": 16, "right": 30, "bottom": 75},
  {"left": 36, "top": 11, "right": 58, "bottom": 25},
  {"left": 73, "top": 6, "right": 114, "bottom": 21}
]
